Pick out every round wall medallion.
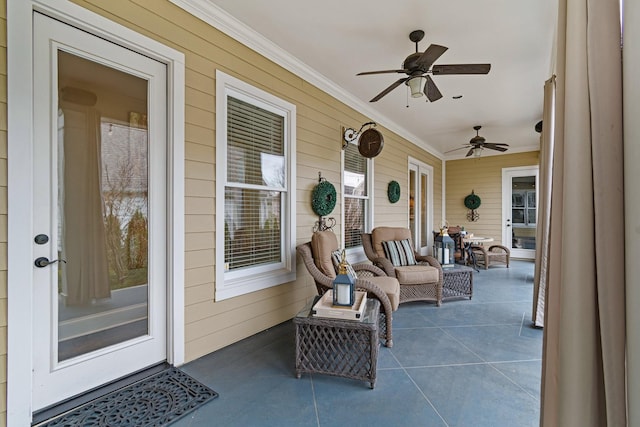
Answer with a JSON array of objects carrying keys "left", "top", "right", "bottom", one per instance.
[
  {"left": 311, "top": 181, "right": 337, "bottom": 216},
  {"left": 358, "top": 128, "right": 384, "bottom": 158},
  {"left": 464, "top": 192, "right": 482, "bottom": 210},
  {"left": 387, "top": 180, "right": 401, "bottom": 203}
]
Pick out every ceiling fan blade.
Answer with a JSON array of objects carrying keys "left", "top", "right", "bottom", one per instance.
[
  {"left": 465, "top": 148, "right": 476, "bottom": 157},
  {"left": 431, "top": 64, "right": 491, "bottom": 75},
  {"left": 483, "top": 143, "right": 509, "bottom": 152},
  {"left": 424, "top": 75, "right": 443, "bottom": 102},
  {"left": 357, "top": 69, "right": 409, "bottom": 76},
  {"left": 416, "top": 44, "right": 448, "bottom": 70},
  {"left": 444, "top": 145, "right": 471, "bottom": 154},
  {"left": 369, "top": 77, "right": 408, "bottom": 102}
]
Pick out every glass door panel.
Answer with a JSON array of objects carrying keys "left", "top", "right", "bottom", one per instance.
[{"left": 57, "top": 51, "right": 150, "bottom": 361}]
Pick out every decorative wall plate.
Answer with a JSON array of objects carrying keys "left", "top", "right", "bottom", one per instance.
[
  {"left": 464, "top": 191, "right": 481, "bottom": 210},
  {"left": 311, "top": 180, "right": 337, "bottom": 216},
  {"left": 387, "top": 180, "right": 401, "bottom": 203}
]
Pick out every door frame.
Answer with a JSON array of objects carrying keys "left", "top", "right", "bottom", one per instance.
[
  {"left": 7, "top": 1, "right": 185, "bottom": 424},
  {"left": 501, "top": 166, "right": 539, "bottom": 259},
  {"left": 408, "top": 157, "right": 434, "bottom": 255}
]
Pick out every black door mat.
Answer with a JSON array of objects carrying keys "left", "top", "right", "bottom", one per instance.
[{"left": 39, "top": 367, "right": 218, "bottom": 426}]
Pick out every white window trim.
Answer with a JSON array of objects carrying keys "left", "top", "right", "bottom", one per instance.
[
  {"left": 408, "top": 157, "right": 434, "bottom": 255},
  {"left": 7, "top": 1, "right": 185, "bottom": 425},
  {"left": 215, "top": 71, "right": 296, "bottom": 301},
  {"left": 342, "top": 141, "right": 373, "bottom": 263}
]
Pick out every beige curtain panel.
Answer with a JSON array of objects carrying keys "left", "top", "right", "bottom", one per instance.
[
  {"left": 540, "top": 0, "right": 625, "bottom": 425},
  {"left": 533, "top": 77, "right": 556, "bottom": 328},
  {"left": 60, "top": 104, "right": 111, "bottom": 306}
]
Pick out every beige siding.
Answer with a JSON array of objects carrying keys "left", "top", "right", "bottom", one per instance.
[
  {"left": 55, "top": 0, "right": 443, "bottom": 363},
  {"left": 445, "top": 151, "right": 539, "bottom": 245},
  {"left": 373, "top": 135, "right": 443, "bottom": 229}
]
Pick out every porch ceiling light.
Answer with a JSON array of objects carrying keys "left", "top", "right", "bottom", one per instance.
[{"left": 406, "top": 76, "right": 427, "bottom": 98}]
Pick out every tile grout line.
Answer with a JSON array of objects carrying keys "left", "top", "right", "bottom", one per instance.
[
  {"left": 488, "top": 362, "right": 541, "bottom": 402},
  {"left": 389, "top": 350, "right": 450, "bottom": 427},
  {"left": 395, "top": 322, "right": 523, "bottom": 330},
  {"left": 310, "top": 376, "right": 321, "bottom": 427}
]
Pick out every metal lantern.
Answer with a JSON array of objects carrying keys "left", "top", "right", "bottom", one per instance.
[
  {"left": 434, "top": 228, "right": 455, "bottom": 268},
  {"left": 333, "top": 250, "right": 355, "bottom": 306}
]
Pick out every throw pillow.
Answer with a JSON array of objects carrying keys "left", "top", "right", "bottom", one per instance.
[
  {"left": 382, "top": 239, "right": 417, "bottom": 266},
  {"left": 331, "top": 250, "right": 358, "bottom": 279}
]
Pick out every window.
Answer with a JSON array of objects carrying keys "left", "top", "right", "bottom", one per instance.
[
  {"left": 512, "top": 190, "right": 536, "bottom": 226},
  {"left": 342, "top": 140, "right": 372, "bottom": 253},
  {"left": 216, "top": 71, "right": 296, "bottom": 300}
]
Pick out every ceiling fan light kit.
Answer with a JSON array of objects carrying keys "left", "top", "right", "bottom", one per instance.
[
  {"left": 356, "top": 29, "right": 491, "bottom": 103},
  {"left": 407, "top": 76, "right": 427, "bottom": 98}
]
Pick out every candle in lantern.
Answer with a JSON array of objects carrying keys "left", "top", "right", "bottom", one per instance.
[{"left": 336, "top": 285, "right": 350, "bottom": 305}]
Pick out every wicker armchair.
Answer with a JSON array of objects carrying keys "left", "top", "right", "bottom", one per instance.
[
  {"left": 471, "top": 244, "right": 510, "bottom": 269},
  {"left": 296, "top": 231, "right": 400, "bottom": 347},
  {"left": 362, "top": 227, "right": 444, "bottom": 306}
]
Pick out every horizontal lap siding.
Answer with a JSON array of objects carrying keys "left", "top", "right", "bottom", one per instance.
[
  {"left": 445, "top": 151, "right": 539, "bottom": 244},
  {"left": 69, "top": 0, "right": 441, "bottom": 361}
]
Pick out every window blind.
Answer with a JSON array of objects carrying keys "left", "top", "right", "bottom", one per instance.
[
  {"left": 343, "top": 142, "right": 368, "bottom": 248},
  {"left": 343, "top": 142, "right": 367, "bottom": 197},
  {"left": 225, "top": 96, "right": 284, "bottom": 271}
]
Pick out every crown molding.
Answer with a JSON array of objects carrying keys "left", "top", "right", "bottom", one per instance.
[{"left": 170, "top": 0, "right": 443, "bottom": 158}]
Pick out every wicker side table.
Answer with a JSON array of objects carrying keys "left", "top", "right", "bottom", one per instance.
[
  {"left": 293, "top": 297, "right": 380, "bottom": 389},
  {"left": 442, "top": 265, "right": 474, "bottom": 301}
]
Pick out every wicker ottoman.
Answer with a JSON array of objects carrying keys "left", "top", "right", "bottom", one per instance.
[
  {"left": 293, "top": 297, "right": 380, "bottom": 389},
  {"left": 442, "top": 265, "right": 474, "bottom": 301}
]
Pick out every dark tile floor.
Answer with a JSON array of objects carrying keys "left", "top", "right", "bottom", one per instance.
[{"left": 175, "top": 260, "right": 542, "bottom": 427}]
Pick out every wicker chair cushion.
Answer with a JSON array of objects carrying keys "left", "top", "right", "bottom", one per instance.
[
  {"left": 367, "top": 277, "right": 400, "bottom": 311},
  {"left": 371, "top": 227, "right": 413, "bottom": 258},
  {"left": 394, "top": 265, "right": 440, "bottom": 285},
  {"left": 310, "top": 231, "right": 339, "bottom": 279},
  {"left": 381, "top": 239, "right": 417, "bottom": 266}
]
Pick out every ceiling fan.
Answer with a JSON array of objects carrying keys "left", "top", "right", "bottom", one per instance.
[
  {"left": 446, "top": 125, "right": 509, "bottom": 157},
  {"left": 356, "top": 30, "right": 491, "bottom": 103}
]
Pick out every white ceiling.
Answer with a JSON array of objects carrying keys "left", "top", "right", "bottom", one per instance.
[{"left": 204, "top": 0, "right": 557, "bottom": 159}]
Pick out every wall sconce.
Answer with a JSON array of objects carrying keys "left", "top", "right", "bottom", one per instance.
[
  {"left": 343, "top": 121, "right": 376, "bottom": 147},
  {"left": 342, "top": 121, "right": 384, "bottom": 158}
]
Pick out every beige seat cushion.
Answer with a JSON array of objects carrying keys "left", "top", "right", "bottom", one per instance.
[
  {"left": 394, "top": 265, "right": 439, "bottom": 285},
  {"left": 372, "top": 227, "right": 413, "bottom": 258},
  {"left": 366, "top": 276, "right": 400, "bottom": 311},
  {"left": 310, "top": 231, "right": 339, "bottom": 279}
]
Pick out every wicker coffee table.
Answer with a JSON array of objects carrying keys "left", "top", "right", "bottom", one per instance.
[
  {"left": 293, "top": 297, "right": 380, "bottom": 389},
  {"left": 442, "top": 264, "right": 474, "bottom": 301}
]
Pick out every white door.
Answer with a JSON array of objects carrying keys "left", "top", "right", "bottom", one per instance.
[
  {"left": 502, "top": 167, "right": 539, "bottom": 260},
  {"left": 32, "top": 13, "right": 168, "bottom": 410},
  {"left": 408, "top": 159, "right": 434, "bottom": 255}
]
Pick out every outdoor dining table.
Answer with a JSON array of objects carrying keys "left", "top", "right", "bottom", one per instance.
[{"left": 462, "top": 236, "right": 494, "bottom": 271}]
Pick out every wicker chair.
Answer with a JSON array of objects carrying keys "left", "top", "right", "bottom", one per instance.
[
  {"left": 296, "top": 231, "right": 400, "bottom": 347},
  {"left": 362, "top": 227, "right": 444, "bottom": 306},
  {"left": 471, "top": 244, "right": 511, "bottom": 269}
]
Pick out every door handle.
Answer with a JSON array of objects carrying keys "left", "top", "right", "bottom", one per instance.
[{"left": 34, "top": 257, "right": 67, "bottom": 268}]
